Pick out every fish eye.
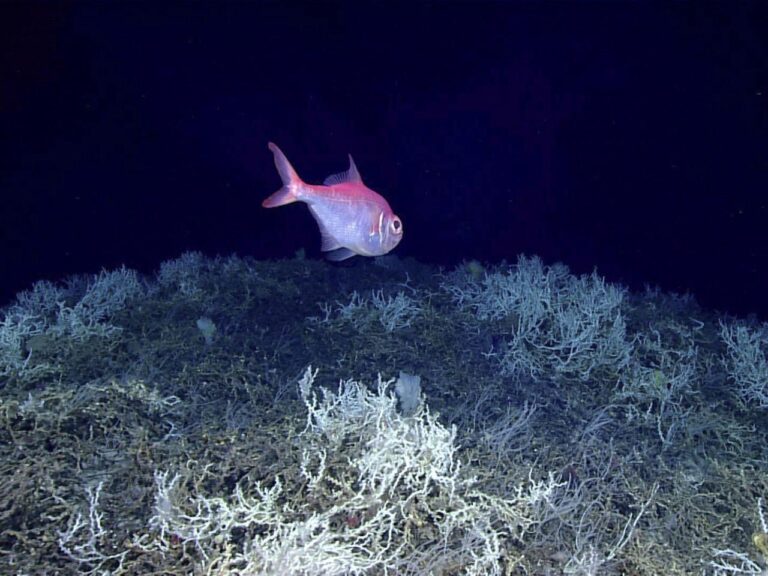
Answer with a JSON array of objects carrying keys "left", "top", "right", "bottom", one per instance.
[{"left": 390, "top": 217, "right": 403, "bottom": 234}]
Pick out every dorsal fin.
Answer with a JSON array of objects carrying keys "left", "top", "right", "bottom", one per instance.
[{"left": 324, "top": 154, "right": 363, "bottom": 186}]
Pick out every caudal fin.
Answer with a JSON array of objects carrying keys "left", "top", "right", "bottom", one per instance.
[{"left": 262, "top": 142, "right": 304, "bottom": 208}]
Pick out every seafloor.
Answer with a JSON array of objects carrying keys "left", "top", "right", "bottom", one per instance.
[{"left": 0, "top": 252, "right": 766, "bottom": 575}]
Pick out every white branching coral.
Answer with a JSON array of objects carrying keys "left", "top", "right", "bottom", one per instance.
[
  {"left": 720, "top": 320, "right": 768, "bottom": 408},
  {"left": 312, "top": 289, "right": 422, "bottom": 332},
  {"left": 146, "top": 367, "right": 557, "bottom": 575},
  {"left": 0, "top": 267, "right": 145, "bottom": 380},
  {"left": 52, "top": 267, "right": 145, "bottom": 340},
  {"left": 443, "top": 255, "right": 632, "bottom": 383}
]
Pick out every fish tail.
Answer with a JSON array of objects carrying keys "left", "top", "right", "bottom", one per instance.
[{"left": 262, "top": 142, "right": 304, "bottom": 208}]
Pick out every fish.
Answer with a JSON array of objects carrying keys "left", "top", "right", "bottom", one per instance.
[{"left": 262, "top": 142, "right": 403, "bottom": 261}]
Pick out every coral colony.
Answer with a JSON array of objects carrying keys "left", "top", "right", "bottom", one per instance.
[{"left": 1, "top": 252, "right": 768, "bottom": 573}]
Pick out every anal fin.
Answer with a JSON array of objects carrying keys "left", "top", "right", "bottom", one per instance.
[{"left": 325, "top": 247, "right": 357, "bottom": 261}]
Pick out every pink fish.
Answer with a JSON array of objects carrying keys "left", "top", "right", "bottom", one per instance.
[{"left": 262, "top": 143, "right": 403, "bottom": 261}]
